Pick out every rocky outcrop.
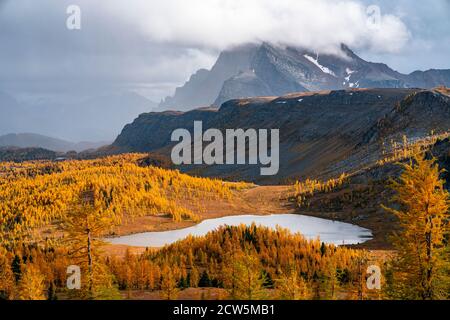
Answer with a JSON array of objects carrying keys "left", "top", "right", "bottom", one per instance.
[{"left": 361, "top": 89, "right": 450, "bottom": 144}]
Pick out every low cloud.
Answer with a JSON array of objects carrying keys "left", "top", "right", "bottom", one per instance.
[
  {"left": 107, "top": 0, "right": 410, "bottom": 54},
  {"left": 2, "top": 0, "right": 449, "bottom": 101}
]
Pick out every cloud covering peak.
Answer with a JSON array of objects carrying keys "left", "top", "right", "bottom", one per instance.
[
  {"left": 0, "top": 0, "right": 448, "bottom": 101},
  {"left": 107, "top": 0, "right": 410, "bottom": 54}
]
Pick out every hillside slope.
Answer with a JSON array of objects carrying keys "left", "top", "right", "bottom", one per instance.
[
  {"left": 294, "top": 137, "right": 450, "bottom": 249},
  {"left": 0, "top": 147, "right": 58, "bottom": 162},
  {"left": 113, "top": 88, "right": 450, "bottom": 183}
]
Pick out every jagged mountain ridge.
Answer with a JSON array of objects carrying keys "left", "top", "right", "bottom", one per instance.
[
  {"left": 159, "top": 44, "right": 257, "bottom": 110},
  {"left": 113, "top": 88, "right": 450, "bottom": 183},
  {"left": 159, "top": 43, "right": 450, "bottom": 111}
]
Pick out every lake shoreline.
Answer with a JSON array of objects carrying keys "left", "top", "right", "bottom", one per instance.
[
  {"left": 107, "top": 214, "right": 373, "bottom": 247},
  {"left": 103, "top": 185, "right": 391, "bottom": 254},
  {"left": 105, "top": 185, "right": 295, "bottom": 236},
  {"left": 102, "top": 185, "right": 294, "bottom": 255}
]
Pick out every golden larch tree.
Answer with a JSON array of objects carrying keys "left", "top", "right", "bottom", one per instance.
[
  {"left": 0, "top": 250, "right": 15, "bottom": 300},
  {"left": 383, "top": 154, "right": 450, "bottom": 299},
  {"left": 18, "top": 264, "right": 46, "bottom": 300},
  {"left": 276, "top": 264, "right": 311, "bottom": 300},
  {"left": 64, "top": 184, "right": 120, "bottom": 300},
  {"left": 230, "top": 250, "right": 267, "bottom": 300},
  {"left": 159, "top": 265, "right": 179, "bottom": 300}
]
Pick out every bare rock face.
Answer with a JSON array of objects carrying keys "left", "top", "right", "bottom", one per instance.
[
  {"left": 113, "top": 88, "right": 450, "bottom": 183},
  {"left": 159, "top": 44, "right": 258, "bottom": 110},
  {"left": 158, "top": 43, "right": 450, "bottom": 112}
]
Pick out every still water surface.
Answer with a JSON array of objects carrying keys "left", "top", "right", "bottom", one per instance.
[{"left": 108, "top": 214, "right": 372, "bottom": 247}]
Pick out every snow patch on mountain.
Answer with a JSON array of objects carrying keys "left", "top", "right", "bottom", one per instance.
[
  {"left": 343, "top": 68, "right": 359, "bottom": 88},
  {"left": 344, "top": 68, "right": 355, "bottom": 82},
  {"left": 303, "top": 54, "right": 336, "bottom": 77},
  {"left": 349, "top": 81, "right": 360, "bottom": 88}
]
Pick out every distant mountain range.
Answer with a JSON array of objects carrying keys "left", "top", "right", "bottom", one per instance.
[
  {"left": 114, "top": 87, "right": 450, "bottom": 183},
  {"left": 159, "top": 43, "right": 450, "bottom": 111},
  {"left": 0, "top": 146, "right": 58, "bottom": 162},
  {"left": 0, "top": 133, "right": 108, "bottom": 152},
  {"left": 0, "top": 91, "right": 157, "bottom": 141}
]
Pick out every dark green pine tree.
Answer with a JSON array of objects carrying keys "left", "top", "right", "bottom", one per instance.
[
  {"left": 11, "top": 254, "right": 22, "bottom": 282},
  {"left": 198, "top": 270, "right": 212, "bottom": 287}
]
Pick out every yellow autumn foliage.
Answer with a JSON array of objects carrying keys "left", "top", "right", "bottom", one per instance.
[{"left": 0, "top": 154, "right": 250, "bottom": 245}]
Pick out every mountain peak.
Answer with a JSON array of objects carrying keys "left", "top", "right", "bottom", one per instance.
[{"left": 158, "top": 43, "right": 450, "bottom": 111}]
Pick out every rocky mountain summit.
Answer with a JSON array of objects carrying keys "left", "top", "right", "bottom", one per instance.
[{"left": 159, "top": 43, "right": 450, "bottom": 111}]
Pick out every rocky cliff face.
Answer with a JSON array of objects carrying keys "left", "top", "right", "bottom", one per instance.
[
  {"left": 159, "top": 43, "right": 450, "bottom": 111},
  {"left": 113, "top": 88, "right": 450, "bottom": 183},
  {"left": 158, "top": 44, "right": 258, "bottom": 110}
]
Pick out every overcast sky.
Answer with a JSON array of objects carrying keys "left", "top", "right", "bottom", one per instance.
[{"left": 0, "top": 0, "right": 449, "bottom": 102}]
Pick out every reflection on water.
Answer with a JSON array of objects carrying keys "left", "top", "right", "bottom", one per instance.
[{"left": 108, "top": 214, "right": 372, "bottom": 247}]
